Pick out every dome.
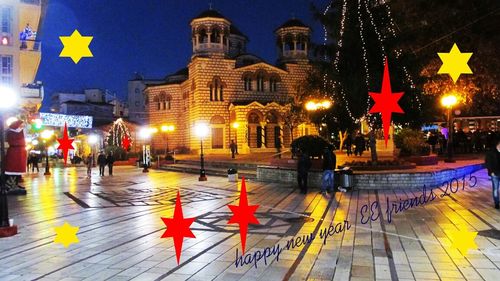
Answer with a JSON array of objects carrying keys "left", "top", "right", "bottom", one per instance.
[
  {"left": 276, "top": 18, "right": 309, "bottom": 30},
  {"left": 192, "top": 9, "right": 227, "bottom": 20}
]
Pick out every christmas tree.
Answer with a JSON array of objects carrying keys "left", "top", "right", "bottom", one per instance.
[{"left": 106, "top": 118, "right": 132, "bottom": 151}]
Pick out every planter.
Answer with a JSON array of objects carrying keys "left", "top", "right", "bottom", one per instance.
[
  {"left": 269, "top": 158, "right": 324, "bottom": 171},
  {"left": 402, "top": 155, "right": 438, "bottom": 166}
]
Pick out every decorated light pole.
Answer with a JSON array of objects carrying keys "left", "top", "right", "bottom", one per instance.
[
  {"left": 0, "top": 85, "right": 19, "bottom": 237},
  {"left": 441, "top": 94, "right": 458, "bottom": 163},
  {"left": 195, "top": 123, "right": 209, "bottom": 181}
]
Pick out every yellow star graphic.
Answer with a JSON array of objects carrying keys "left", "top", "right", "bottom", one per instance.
[
  {"left": 59, "top": 29, "right": 93, "bottom": 64},
  {"left": 448, "top": 230, "right": 478, "bottom": 255},
  {"left": 54, "top": 221, "right": 80, "bottom": 248},
  {"left": 437, "top": 43, "right": 473, "bottom": 83}
]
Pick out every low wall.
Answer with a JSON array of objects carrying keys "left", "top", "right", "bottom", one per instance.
[{"left": 257, "top": 163, "right": 484, "bottom": 190}]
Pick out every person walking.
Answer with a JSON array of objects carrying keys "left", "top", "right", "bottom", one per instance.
[
  {"left": 230, "top": 140, "right": 237, "bottom": 159},
  {"left": 86, "top": 153, "right": 93, "bottom": 178},
  {"left": 107, "top": 152, "right": 115, "bottom": 176},
  {"left": 27, "top": 154, "right": 32, "bottom": 173},
  {"left": 354, "top": 133, "right": 365, "bottom": 156},
  {"left": 345, "top": 134, "right": 353, "bottom": 156},
  {"left": 31, "top": 153, "right": 39, "bottom": 173},
  {"left": 296, "top": 149, "right": 311, "bottom": 194},
  {"left": 97, "top": 151, "right": 107, "bottom": 176},
  {"left": 320, "top": 144, "right": 336, "bottom": 195},
  {"left": 485, "top": 139, "right": 500, "bottom": 209}
]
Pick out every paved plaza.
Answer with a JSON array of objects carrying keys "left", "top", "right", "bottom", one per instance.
[{"left": 1, "top": 166, "right": 500, "bottom": 281}]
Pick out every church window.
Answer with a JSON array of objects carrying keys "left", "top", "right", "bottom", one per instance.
[
  {"left": 244, "top": 77, "right": 252, "bottom": 91},
  {"left": 209, "top": 77, "right": 224, "bottom": 101},
  {"left": 269, "top": 78, "right": 278, "bottom": 92},
  {"left": 257, "top": 74, "right": 265, "bottom": 91}
]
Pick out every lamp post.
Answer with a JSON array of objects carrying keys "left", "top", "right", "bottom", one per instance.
[
  {"left": 195, "top": 123, "right": 209, "bottom": 181},
  {"left": 41, "top": 130, "right": 54, "bottom": 175},
  {"left": 0, "top": 85, "right": 19, "bottom": 236},
  {"left": 305, "top": 99, "right": 332, "bottom": 136},
  {"left": 161, "top": 125, "right": 175, "bottom": 155},
  {"left": 441, "top": 94, "right": 458, "bottom": 163},
  {"left": 232, "top": 122, "right": 239, "bottom": 154},
  {"left": 139, "top": 127, "right": 157, "bottom": 172}
]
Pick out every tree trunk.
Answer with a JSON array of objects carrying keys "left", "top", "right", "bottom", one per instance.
[
  {"left": 369, "top": 130, "right": 378, "bottom": 162},
  {"left": 338, "top": 130, "right": 348, "bottom": 151}
]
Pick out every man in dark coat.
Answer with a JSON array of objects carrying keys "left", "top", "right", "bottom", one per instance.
[
  {"left": 97, "top": 151, "right": 107, "bottom": 176},
  {"left": 297, "top": 149, "right": 311, "bottom": 194},
  {"left": 485, "top": 139, "right": 500, "bottom": 209},
  {"left": 106, "top": 152, "right": 115, "bottom": 176},
  {"left": 230, "top": 140, "right": 237, "bottom": 159},
  {"left": 320, "top": 144, "right": 336, "bottom": 194},
  {"left": 354, "top": 133, "right": 365, "bottom": 156}
]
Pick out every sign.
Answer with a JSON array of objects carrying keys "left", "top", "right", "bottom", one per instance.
[{"left": 40, "top": 113, "right": 93, "bottom": 128}]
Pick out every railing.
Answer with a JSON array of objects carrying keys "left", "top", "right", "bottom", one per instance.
[
  {"left": 282, "top": 50, "right": 307, "bottom": 57},
  {"left": 21, "top": 84, "right": 43, "bottom": 99},
  {"left": 20, "top": 39, "right": 42, "bottom": 52},
  {"left": 20, "top": 0, "right": 41, "bottom": 5}
]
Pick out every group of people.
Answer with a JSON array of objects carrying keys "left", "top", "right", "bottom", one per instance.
[
  {"left": 26, "top": 152, "right": 41, "bottom": 173},
  {"left": 427, "top": 129, "right": 499, "bottom": 155},
  {"left": 296, "top": 144, "right": 337, "bottom": 195},
  {"left": 86, "top": 151, "right": 115, "bottom": 178},
  {"left": 344, "top": 133, "right": 369, "bottom": 156}
]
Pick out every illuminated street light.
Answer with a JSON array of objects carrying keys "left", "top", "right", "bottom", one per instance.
[
  {"left": 161, "top": 125, "right": 175, "bottom": 154},
  {"left": 32, "top": 139, "right": 39, "bottom": 146},
  {"left": 441, "top": 93, "right": 459, "bottom": 163},
  {"left": 88, "top": 134, "right": 98, "bottom": 144},
  {"left": 195, "top": 123, "right": 209, "bottom": 181},
  {"left": 0, "top": 86, "right": 19, "bottom": 235},
  {"left": 41, "top": 130, "right": 54, "bottom": 175},
  {"left": 305, "top": 99, "right": 333, "bottom": 111}
]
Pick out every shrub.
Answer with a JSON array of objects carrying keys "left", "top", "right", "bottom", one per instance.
[
  {"left": 105, "top": 146, "right": 128, "bottom": 160},
  {"left": 291, "top": 135, "right": 330, "bottom": 158},
  {"left": 394, "top": 128, "right": 429, "bottom": 156}
]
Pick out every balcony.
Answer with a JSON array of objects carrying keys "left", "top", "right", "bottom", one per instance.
[
  {"left": 20, "top": 83, "right": 44, "bottom": 111},
  {"left": 20, "top": 39, "right": 42, "bottom": 52}
]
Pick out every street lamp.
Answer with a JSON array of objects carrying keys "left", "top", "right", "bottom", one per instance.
[
  {"left": 161, "top": 125, "right": 175, "bottom": 155},
  {"left": 195, "top": 123, "right": 209, "bottom": 181},
  {"left": 232, "top": 122, "right": 239, "bottom": 154},
  {"left": 41, "top": 129, "right": 54, "bottom": 175},
  {"left": 0, "top": 85, "right": 19, "bottom": 236},
  {"left": 139, "top": 127, "right": 157, "bottom": 172},
  {"left": 305, "top": 99, "right": 333, "bottom": 137},
  {"left": 441, "top": 94, "right": 458, "bottom": 163}
]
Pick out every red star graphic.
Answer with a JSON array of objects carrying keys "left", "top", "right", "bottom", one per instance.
[
  {"left": 57, "top": 122, "right": 75, "bottom": 164},
  {"left": 122, "top": 134, "right": 131, "bottom": 150},
  {"left": 227, "top": 177, "right": 260, "bottom": 254},
  {"left": 369, "top": 58, "right": 405, "bottom": 146},
  {"left": 161, "top": 191, "right": 196, "bottom": 265}
]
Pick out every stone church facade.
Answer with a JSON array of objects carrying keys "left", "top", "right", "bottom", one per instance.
[{"left": 145, "top": 9, "right": 317, "bottom": 154}]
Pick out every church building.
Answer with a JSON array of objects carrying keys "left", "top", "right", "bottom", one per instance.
[{"left": 145, "top": 9, "right": 317, "bottom": 154}]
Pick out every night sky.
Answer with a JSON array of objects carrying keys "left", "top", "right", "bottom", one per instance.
[{"left": 37, "top": 0, "right": 330, "bottom": 110}]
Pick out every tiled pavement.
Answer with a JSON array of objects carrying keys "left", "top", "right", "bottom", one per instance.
[{"left": 1, "top": 166, "right": 499, "bottom": 281}]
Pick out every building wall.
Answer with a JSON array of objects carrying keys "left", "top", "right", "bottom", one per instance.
[{"left": 0, "top": 0, "right": 43, "bottom": 113}]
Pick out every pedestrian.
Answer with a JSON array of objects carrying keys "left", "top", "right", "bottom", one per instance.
[
  {"left": 354, "top": 133, "right": 365, "bottom": 156},
  {"left": 230, "top": 140, "right": 237, "bottom": 159},
  {"left": 27, "top": 154, "right": 32, "bottom": 173},
  {"left": 296, "top": 149, "right": 311, "bottom": 194},
  {"left": 97, "top": 151, "right": 107, "bottom": 176},
  {"left": 485, "top": 139, "right": 500, "bottom": 209},
  {"left": 320, "top": 144, "right": 336, "bottom": 195},
  {"left": 275, "top": 137, "right": 282, "bottom": 159},
  {"left": 31, "top": 153, "right": 39, "bottom": 173},
  {"left": 345, "top": 134, "right": 353, "bottom": 156},
  {"left": 86, "top": 153, "right": 93, "bottom": 178},
  {"left": 107, "top": 151, "right": 115, "bottom": 176}
]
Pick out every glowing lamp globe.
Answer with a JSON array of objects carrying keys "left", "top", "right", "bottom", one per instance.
[
  {"left": 195, "top": 123, "right": 209, "bottom": 138},
  {"left": 0, "top": 86, "right": 18, "bottom": 109},
  {"left": 88, "top": 135, "right": 98, "bottom": 144},
  {"left": 441, "top": 95, "right": 458, "bottom": 108}
]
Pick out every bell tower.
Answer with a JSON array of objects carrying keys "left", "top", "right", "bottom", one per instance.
[
  {"left": 190, "top": 9, "right": 231, "bottom": 58},
  {"left": 275, "top": 18, "right": 310, "bottom": 64}
]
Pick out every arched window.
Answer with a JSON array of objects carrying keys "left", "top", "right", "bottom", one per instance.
[
  {"left": 269, "top": 78, "right": 277, "bottom": 92},
  {"left": 209, "top": 77, "right": 225, "bottom": 101},
  {"left": 199, "top": 28, "right": 208, "bottom": 43},
  {"left": 210, "top": 27, "right": 222, "bottom": 43},
  {"left": 256, "top": 73, "right": 265, "bottom": 91},
  {"left": 153, "top": 95, "right": 160, "bottom": 111},
  {"left": 164, "top": 94, "right": 172, "bottom": 110},
  {"left": 244, "top": 77, "right": 252, "bottom": 91}
]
